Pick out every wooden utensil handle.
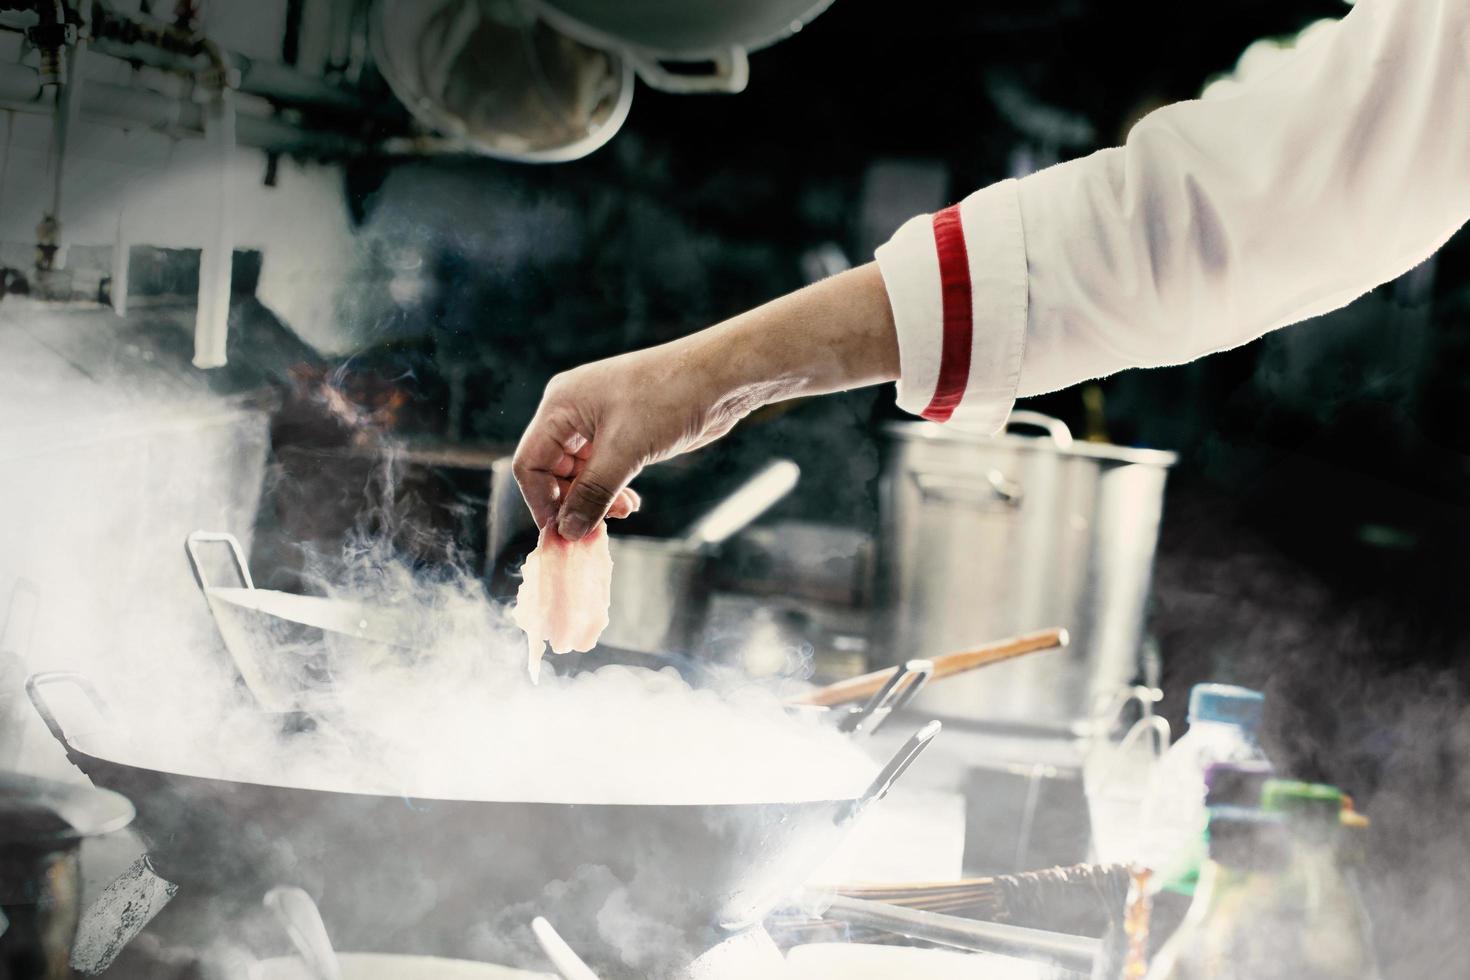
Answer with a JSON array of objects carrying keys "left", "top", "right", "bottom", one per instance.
[{"left": 793, "top": 627, "right": 1068, "bottom": 708}]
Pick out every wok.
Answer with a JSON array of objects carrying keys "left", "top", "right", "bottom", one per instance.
[{"left": 26, "top": 672, "right": 939, "bottom": 970}]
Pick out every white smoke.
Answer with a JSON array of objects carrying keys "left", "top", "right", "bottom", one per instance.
[{"left": 93, "top": 531, "right": 878, "bottom": 807}]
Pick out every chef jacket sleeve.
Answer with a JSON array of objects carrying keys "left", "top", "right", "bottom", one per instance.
[{"left": 875, "top": 0, "right": 1470, "bottom": 428}]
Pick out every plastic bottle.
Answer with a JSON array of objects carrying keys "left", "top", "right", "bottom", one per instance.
[
  {"left": 1259, "top": 779, "right": 1380, "bottom": 980},
  {"left": 1145, "top": 808, "right": 1295, "bottom": 979},
  {"left": 1135, "top": 759, "right": 1276, "bottom": 966},
  {"left": 1137, "top": 684, "right": 1268, "bottom": 895}
]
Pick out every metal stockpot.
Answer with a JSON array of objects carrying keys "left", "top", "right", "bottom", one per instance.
[
  {"left": 603, "top": 460, "right": 800, "bottom": 655},
  {"left": 878, "top": 413, "right": 1175, "bottom": 733}
]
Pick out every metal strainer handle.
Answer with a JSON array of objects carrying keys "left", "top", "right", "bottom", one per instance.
[{"left": 185, "top": 530, "right": 254, "bottom": 592}]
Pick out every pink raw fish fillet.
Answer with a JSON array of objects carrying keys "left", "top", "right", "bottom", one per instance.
[{"left": 513, "top": 522, "right": 613, "bottom": 681}]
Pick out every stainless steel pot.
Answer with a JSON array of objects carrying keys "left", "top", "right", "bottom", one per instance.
[
  {"left": 878, "top": 413, "right": 1175, "bottom": 733},
  {"left": 603, "top": 460, "right": 800, "bottom": 655},
  {"left": 529, "top": 0, "right": 837, "bottom": 93}
]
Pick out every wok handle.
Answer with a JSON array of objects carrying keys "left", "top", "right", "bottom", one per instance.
[
  {"left": 794, "top": 628, "right": 1069, "bottom": 708},
  {"left": 842, "top": 720, "right": 941, "bottom": 823},
  {"left": 25, "top": 670, "right": 109, "bottom": 754},
  {"left": 185, "top": 530, "right": 254, "bottom": 592},
  {"left": 839, "top": 659, "right": 933, "bottom": 735}
]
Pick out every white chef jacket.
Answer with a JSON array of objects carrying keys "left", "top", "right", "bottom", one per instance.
[{"left": 875, "top": 0, "right": 1470, "bottom": 428}]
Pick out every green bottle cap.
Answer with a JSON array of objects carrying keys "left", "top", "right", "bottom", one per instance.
[{"left": 1260, "top": 779, "right": 1343, "bottom": 825}]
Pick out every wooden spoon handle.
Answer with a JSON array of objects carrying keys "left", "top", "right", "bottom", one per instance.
[{"left": 793, "top": 627, "right": 1068, "bottom": 708}]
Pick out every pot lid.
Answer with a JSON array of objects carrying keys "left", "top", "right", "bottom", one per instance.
[
  {"left": 0, "top": 771, "right": 134, "bottom": 848},
  {"left": 885, "top": 420, "right": 1178, "bottom": 468}
]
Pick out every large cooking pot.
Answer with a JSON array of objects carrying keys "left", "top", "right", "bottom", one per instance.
[
  {"left": 529, "top": 0, "right": 837, "bottom": 93},
  {"left": 26, "top": 672, "right": 938, "bottom": 974},
  {"left": 373, "top": 0, "right": 634, "bottom": 162},
  {"left": 878, "top": 413, "right": 1175, "bottom": 734}
]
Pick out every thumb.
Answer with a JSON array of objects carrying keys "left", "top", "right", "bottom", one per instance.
[{"left": 557, "top": 453, "right": 639, "bottom": 541}]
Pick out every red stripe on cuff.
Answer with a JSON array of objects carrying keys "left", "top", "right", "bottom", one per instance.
[{"left": 922, "top": 204, "right": 973, "bottom": 423}]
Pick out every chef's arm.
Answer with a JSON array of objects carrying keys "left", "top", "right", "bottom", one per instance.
[
  {"left": 519, "top": 0, "right": 1470, "bottom": 538},
  {"left": 513, "top": 264, "right": 898, "bottom": 538},
  {"left": 885, "top": 0, "right": 1470, "bottom": 427}
]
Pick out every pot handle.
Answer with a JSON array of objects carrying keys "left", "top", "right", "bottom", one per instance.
[
  {"left": 628, "top": 47, "right": 749, "bottom": 94},
  {"left": 911, "top": 469, "right": 1023, "bottom": 508},
  {"left": 839, "top": 659, "right": 933, "bottom": 735},
  {"left": 841, "top": 719, "right": 941, "bottom": 823},
  {"left": 1006, "top": 410, "right": 1074, "bottom": 448},
  {"left": 186, "top": 530, "right": 254, "bottom": 592},
  {"left": 25, "top": 670, "right": 109, "bottom": 755}
]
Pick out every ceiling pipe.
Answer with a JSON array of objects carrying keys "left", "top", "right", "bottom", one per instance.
[{"left": 0, "top": 64, "right": 369, "bottom": 155}]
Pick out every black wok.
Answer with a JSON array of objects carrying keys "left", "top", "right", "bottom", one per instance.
[{"left": 27, "top": 672, "right": 938, "bottom": 972}]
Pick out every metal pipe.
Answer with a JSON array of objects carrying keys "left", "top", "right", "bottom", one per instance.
[
  {"left": 91, "top": 38, "right": 383, "bottom": 117},
  {"left": 191, "top": 85, "right": 233, "bottom": 368},
  {"left": 0, "top": 73, "right": 369, "bottom": 155},
  {"left": 821, "top": 895, "right": 1101, "bottom": 974},
  {"left": 233, "top": 54, "right": 391, "bottom": 118}
]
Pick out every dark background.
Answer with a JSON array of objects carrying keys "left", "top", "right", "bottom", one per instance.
[{"left": 261, "top": 1, "right": 1470, "bottom": 973}]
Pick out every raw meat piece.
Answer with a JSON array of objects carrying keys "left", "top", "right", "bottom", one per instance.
[{"left": 513, "top": 521, "right": 613, "bottom": 681}]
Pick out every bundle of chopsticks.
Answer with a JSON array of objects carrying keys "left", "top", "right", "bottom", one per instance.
[{"left": 768, "top": 863, "right": 1129, "bottom": 949}]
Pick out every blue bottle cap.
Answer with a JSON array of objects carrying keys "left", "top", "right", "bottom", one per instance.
[{"left": 1188, "top": 683, "right": 1265, "bottom": 730}]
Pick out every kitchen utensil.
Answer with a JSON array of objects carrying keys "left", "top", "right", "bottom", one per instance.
[
  {"left": 785, "top": 942, "right": 1047, "bottom": 980},
  {"left": 676, "top": 461, "right": 801, "bottom": 550},
  {"left": 0, "top": 770, "right": 134, "bottom": 980},
  {"left": 830, "top": 863, "right": 1129, "bottom": 935},
  {"left": 816, "top": 895, "right": 1100, "bottom": 973},
  {"left": 792, "top": 628, "right": 1069, "bottom": 709},
  {"left": 789, "top": 658, "right": 933, "bottom": 735},
  {"left": 69, "top": 855, "right": 178, "bottom": 975},
  {"left": 265, "top": 886, "right": 342, "bottom": 980},
  {"left": 373, "top": 0, "right": 633, "bottom": 163},
  {"left": 186, "top": 531, "right": 414, "bottom": 713},
  {"left": 530, "top": 0, "right": 836, "bottom": 93},
  {"left": 603, "top": 460, "right": 800, "bottom": 655},
  {"left": 773, "top": 864, "right": 1128, "bottom": 950},
  {"left": 880, "top": 412, "right": 1175, "bottom": 733},
  {"left": 530, "top": 917, "right": 601, "bottom": 980},
  {"left": 27, "top": 671, "right": 938, "bottom": 971}
]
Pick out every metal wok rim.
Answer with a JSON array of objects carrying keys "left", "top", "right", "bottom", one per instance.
[{"left": 63, "top": 736, "right": 869, "bottom": 810}]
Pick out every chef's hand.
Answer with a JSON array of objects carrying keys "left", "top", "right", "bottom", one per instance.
[{"left": 515, "top": 263, "right": 900, "bottom": 540}]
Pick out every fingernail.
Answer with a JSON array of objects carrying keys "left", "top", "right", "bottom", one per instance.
[{"left": 558, "top": 513, "right": 591, "bottom": 540}]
